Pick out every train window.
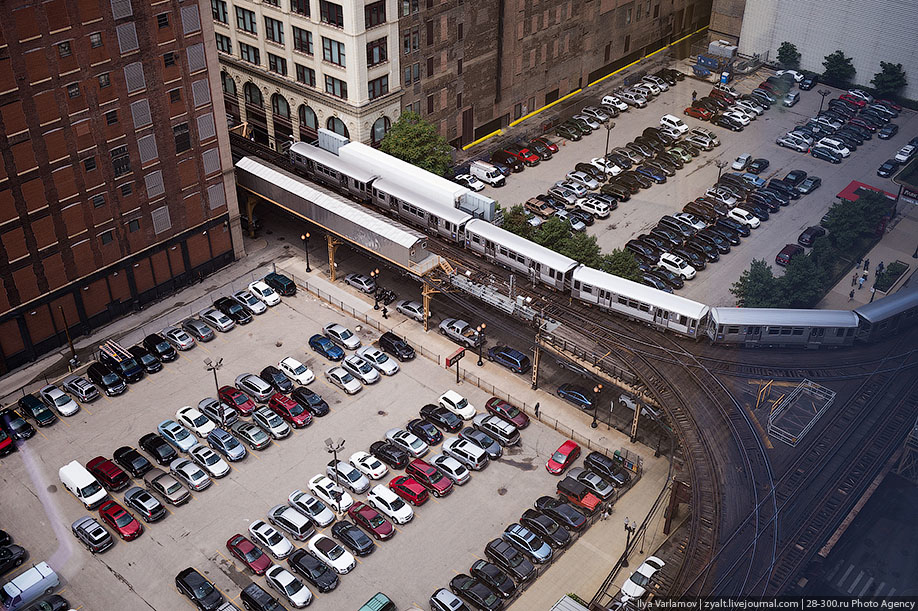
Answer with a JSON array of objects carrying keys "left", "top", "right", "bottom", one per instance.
[
  {"left": 727, "top": 326, "right": 739, "bottom": 334},
  {"left": 471, "top": 235, "right": 480, "bottom": 244},
  {"left": 573, "top": 280, "right": 580, "bottom": 290},
  {"left": 767, "top": 328, "right": 779, "bottom": 335},
  {"left": 660, "top": 311, "right": 669, "bottom": 320},
  {"left": 847, "top": 328, "right": 855, "bottom": 335},
  {"left": 582, "top": 284, "right": 593, "bottom": 294},
  {"left": 639, "top": 304, "right": 650, "bottom": 313},
  {"left": 791, "top": 329, "right": 803, "bottom": 335},
  {"left": 812, "top": 328, "right": 824, "bottom": 336},
  {"left": 619, "top": 296, "right": 629, "bottom": 306},
  {"left": 780, "top": 329, "right": 792, "bottom": 335},
  {"left": 549, "top": 269, "right": 556, "bottom": 278},
  {"left": 679, "top": 315, "right": 687, "bottom": 325},
  {"left": 533, "top": 263, "right": 540, "bottom": 271}
]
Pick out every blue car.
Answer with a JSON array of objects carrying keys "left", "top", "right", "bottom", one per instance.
[
  {"left": 740, "top": 173, "right": 766, "bottom": 188},
  {"left": 635, "top": 165, "right": 666, "bottom": 184},
  {"left": 309, "top": 334, "right": 344, "bottom": 361},
  {"left": 556, "top": 384, "right": 594, "bottom": 410},
  {"left": 486, "top": 346, "right": 532, "bottom": 374},
  {"left": 207, "top": 428, "right": 247, "bottom": 461}
]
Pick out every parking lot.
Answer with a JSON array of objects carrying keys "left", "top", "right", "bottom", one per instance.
[{"left": 478, "top": 69, "right": 918, "bottom": 306}]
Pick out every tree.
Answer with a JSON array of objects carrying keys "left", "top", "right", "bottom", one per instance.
[
  {"left": 777, "top": 42, "right": 801, "bottom": 69},
  {"left": 500, "top": 205, "right": 534, "bottom": 241},
  {"left": 379, "top": 111, "right": 453, "bottom": 177},
  {"left": 780, "top": 254, "right": 823, "bottom": 308},
  {"left": 730, "top": 259, "right": 782, "bottom": 307},
  {"left": 559, "top": 232, "right": 602, "bottom": 267},
  {"left": 871, "top": 62, "right": 908, "bottom": 98},
  {"left": 532, "top": 217, "right": 570, "bottom": 252},
  {"left": 599, "top": 249, "right": 643, "bottom": 283},
  {"left": 823, "top": 191, "right": 893, "bottom": 249},
  {"left": 822, "top": 50, "right": 856, "bottom": 86}
]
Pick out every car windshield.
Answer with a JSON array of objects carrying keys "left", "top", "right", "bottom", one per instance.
[
  {"left": 502, "top": 405, "right": 521, "bottom": 417},
  {"left": 81, "top": 481, "right": 103, "bottom": 497},
  {"left": 191, "top": 414, "right": 209, "bottom": 427},
  {"left": 339, "top": 329, "right": 352, "bottom": 339},
  {"left": 340, "top": 372, "right": 355, "bottom": 383},
  {"left": 243, "top": 547, "right": 262, "bottom": 562},
  {"left": 140, "top": 353, "right": 157, "bottom": 365},
  {"left": 289, "top": 403, "right": 305, "bottom": 416},
  {"left": 410, "top": 438, "right": 425, "bottom": 450},
  {"left": 165, "top": 481, "right": 182, "bottom": 494},
  {"left": 262, "top": 286, "right": 276, "bottom": 296},
  {"left": 551, "top": 451, "right": 567, "bottom": 463},
  {"left": 369, "top": 515, "right": 386, "bottom": 528},
  {"left": 456, "top": 398, "right": 468, "bottom": 409},
  {"left": 113, "top": 512, "right": 133, "bottom": 527},
  {"left": 224, "top": 437, "right": 240, "bottom": 450},
  {"left": 282, "top": 580, "right": 302, "bottom": 596},
  {"left": 389, "top": 496, "right": 406, "bottom": 510},
  {"left": 302, "top": 498, "right": 322, "bottom": 516},
  {"left": 193, "top": 580, "right": 215, "bottom": 598},
  {"left": 265, "top": 530, "right": 282, "bottom": 545},
  {"left": 265, "top": 413, "right": 283, "bottom": 426},
  {"left": 54, "top": 395, "right": 71, "bottom": 407},
  {"left": 358, "top": 361, "right": 372, "bottom": 373},
  {"left": 292, "top": 364, "right": 307, "bottom": 375},
  {"left": 203, "top": 453, "right": 220, "bottom": 466},
  {"left": 346, "top": 469, "right": 361, "bottom": 482},
  {"left": 326, "top": 545, "right": 343, "bottom": 560},
  {"left": 231, "top": 394, "right": 249, "bottom": 406},
  {"left": 174, "top": 428, "right": 190, "bottom": 440},
  {"left": 631, "top": 573, "right": 651, "bottom": 587}
]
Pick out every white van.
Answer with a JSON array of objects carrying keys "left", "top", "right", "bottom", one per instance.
[
  {"left": 660, "top": 114, "right": 689, "bottom": 134},
  {"left": 470, "top": 161, "right": 506, "bottom": 187},
  {"left": 816, "top": 138, "right": 851, "bottom": 158},
  {"left": 59, "top": 460, "right": 108, "bottom": 509},
  {"left": 727, "top": 207, "right": 761, "bottom": 229},
  {"left": 1, "top": 562, "right": 59, "bottom": 611}
]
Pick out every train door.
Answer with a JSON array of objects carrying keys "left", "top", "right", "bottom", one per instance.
[
  {"left": 654, "top": 308, "right": 670, "bottom": 328},
  {"left": 530, "top": 262, "right": 541, "bottom": 285},
  {"left": 427, "top": 213, "right": 438, "bottom": 234},
  {"left": 484, "top": 239, "right": 496, "bottom": 258}
]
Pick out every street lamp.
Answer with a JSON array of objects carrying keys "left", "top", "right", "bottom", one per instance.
[
  {"left": 301, "top": 233, "right": 311, "bottom": 272},
  {"left": 57, "top": 305, "right": 78, "bottom": 368},
  {"left": 622, "top": 517, "right": 638, "bottom": 567},
  {"left": 204, "top": 357, "right": 223, "bottom": 393},
  {"left": 476, "top": 323, "right": 487, "bottom": 366},
  {"left": 591, "top": 383, "right": 603, "bottom": 429},
  {"left": 602, "top": 119, "right": 615, "bottom": 180},
  {"left": 370, "top": 268, "right": 380, "bottom": 310},
  {"left": 817, "top": 88, "right": 831, "bottom": 114},
  {"left": 715, "top": 159, "right": 728, "bottom": 181},
  {"left": 324, "top": 437, "right": 346, "bottom": 512}
]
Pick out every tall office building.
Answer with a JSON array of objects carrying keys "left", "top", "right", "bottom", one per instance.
[{"left": 0, "top": 0, "right": 243, "bottom": 374}]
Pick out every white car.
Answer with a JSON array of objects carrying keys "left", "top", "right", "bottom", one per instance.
[
  {"left": 349, "top": 451, "right": 389, "bottom": 480},
  {"left": 706, "top": 188, "right": 738, "bottom": 206},
  {"left": 307, "top": 474, "right": 354, "bottom": 512},
  {"left": 325, "top": 367, "right": 362, "bottom": 395},
  {"left": 601, "top": 94, "right": 629, "bottom": 111},
  {"left": 307, "top": 534, "right": 355, "bottom": 574},
  {"left": 233, "top": 290, "right": 267, "bottom": 314},
  {"left": 324, "top": 323, "right": 361, "bottom": 350},
  {"left": 326, "top": 459, "right": 371, "bottom": 494},
  {"left": 589, "top": 157, "right": 621, "bottom": 177},
  {"left": 342, "top": 355, "right": 380, "bottom": 385},
  {"left": 253, "top": 407, "right": 291, "bottom": 439},
  {"left": 566, "top": 171, "right": 599, "bottom": 191},
  {"left": 455, "top": 173, "right": 485, "bottom": 192},
  {"left": 895, "top": 145, "right": 916, "bottom": 163},
  {"left": 728, "top": 105, "right": 756, "bottom": 121},
  {"left": 430, "top": 453, "right": 471, "bottom": 485},
  {"left": 199, "top": 307, "right": 235, "bottom": 332},
  {"left": 658, "top": 253, "right": 696, "bottom": 280},
  {"left": 385, "top": 428, "right": 429, "bottom": 458},
  {"left": 395, "top": 300, "right": 426, "bottom": 322},
  {"left": 366, "top": 484, "right": 414, "bottom": 525},
  {"left": 248, "top": 280, "right": 280, "bottom": 306},
  {"left": 278, "top": 357, "right": 315, "bottom": 385},
  {"left": 847, "top": 89, "right": 873, "bottom": 103},
  {"left": 727, "top": 206, "right": 761, "bottom": 229},
  {"left": 265, "top": 565, "right": 312, "bottom": 608},
  {"left": 642, "top": 75, "right": 669, "bottom": 91},
  {"left": 188, "top": 444, "right": 230, "bottom": 478},
  {"left": 659, "top": 114, "right": 688, "bottom": 134},
  {"left": 672, "top": 212, "right": 707, "bottom": 231},
  {"left": 620, "top": 556, "right": 666, "bottom": 601},
  {"left": 169, "top": 457, "right": 211, "bottom": 491},
  {"left": 249, "top": 520, "right": 294, "bottom": 559},
  {"left": 439, "top": 390, "right": 476, "bottom": 420},
  {"left": 356, "top": 346, "right": 399, "bottom": 376},
  {"left": 724, "top": 110, "right": 750, "bottom": 126},
  {"left": 38, "top": 384, "right": 80, "bottom": 417},
  {"left": 176, "top": 406, "right": 216, "bottom": 438},
  {"left": 775, "top": 69, "right": 804, "bottom": 82},
  {"left": 634, "top": 81, "right": 659, "bottom": 96},
  {"left": 288, "top": 489, "right": 336, "bottom": 527}
]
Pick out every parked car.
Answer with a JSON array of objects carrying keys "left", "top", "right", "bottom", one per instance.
[
  {"left": 324, "top": 323, "right": 361, "bottom": 350},
  {"left": 546, "top": 440, "right": 580, "bottom": 475},
  {"left": 143, "top": 467, "right": 190, "bottom": 505},
  {"left": 263, "top": 272, "right": 296, "bottom": 296},
  {"left": 798, "top": 225, "right": 827, "bottom": 247},
  {"left": 98, "top": 500, "right": 143, "bottom": 541},
  {"left": 420, "top": 403, "right": 463, "bottom": 433},
  {"left": 113, "top": 446, "right": 153, "bottom": 478},
  {"left": 620, "top": 556, "right": 666, "bottom": 602},
  {"left": 287, "top": 548, "right": 339, "bottom": 593},
  {"left": 38, "top": 384, "right": 80, "bottom": 416},
  {"left": 175, "top": 567, "right": 224, "bottom": 611},
  {"left": 233, "top": 290, "right": 267, "bottom": 315},
  {"left": 776, "top": 243, "right": 805, "bottom": 266},
  {"left": 61, "top": 376, "right": 99, "bottom": 404},
  {"left": 797, "top": 176, "right": 822, "bottom": 194},
  {"left": 309, "top": 334, "right": 345, "bottom": 361},
  {"left": 877, "top": 159, "right": 900, "bottom": 178},
  {"left": 378, "top": 331, "right": 416, "bottom": 361},
  {"left": 71, "top": 515, "right": 114, "bottom": 554},
  {"left": 248, "top": 280, "right": 281, "bottom": 306}
]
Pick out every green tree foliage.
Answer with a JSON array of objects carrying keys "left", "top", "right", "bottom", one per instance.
[
  {"left": 777, "top": 42, "right": 801, "bottom": 69},
  {"left": 379, "top": 111, "right": 453, "bottom": 177},
  {"left": 780, "top": 255, "right": 823, "bottom": 308},
  {"left": 870, "top": 62, "right": 908, "bottom": 98},
  {"left": 500, "top": 205, "right": 534, "bottom": 241},
  {"left": 823, "top": 191, "right": 892, "bottom": 249},
  {"left": 730, "top": 259, "right": 782, "bottom": 307},
  {"left": 822, "top": 50, "right": 856, "bottom": 85},
  {"left": 558, "top": 232, "right": 602, "bottom": 267},
  {"left": 599, "top": 249, "right": 643, "bottom": 283},
  {"left": 532, "top": 217, "right": 570, "bottom": 252}
]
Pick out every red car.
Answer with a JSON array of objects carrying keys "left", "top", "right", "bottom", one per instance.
[
  {"left": 226, "top": 533, "right": 272, "bottom": 575},
  {"left": 504, "top": 147, "right": 540, "bottom": 165},
  {"left": 839, "top": 94, "right": 866, "bottom": 108},
  {"left": 876, "top": 98, "right": 902, "bottom": 111},
  {"left": 848, "top": 117, "right": 878, "bottom": 132},
  {"left": 0, "top": 428, "right": 14, "bottom": 457},
  {"left": 268, "top": 393, "right": 312, "bottom": 428},
  {"left": 389, "top": 475, "right": 429, "bottom": 506},
  {"left": 219, "top": 385, "right": 255, "bottom": 416},
  {"left": 531, "top": 137, "right": 559, "bottom": 153},
  {"left": 406, "top": 459, "right": 453, "bottom": 497},
  {"left": 546, "top": 440, "right": 580, "bottom": 475},
  {"left": 347, "top": 502, "right": 395, "bottom": 540},
  {"left": 684, "top": 106, "right": 713, "bottom": 120},
  {"left": 99, "top": 500, "right": 143, "bottom": 541},
  {"left": 709, "top": 89, "right": 735, "bottom": 104},
  {"left": 485, "top": 398, "right": 530, "bottom": 429},
  {"left": 86, "top": 456, "right": 131, "bottom": 492}
]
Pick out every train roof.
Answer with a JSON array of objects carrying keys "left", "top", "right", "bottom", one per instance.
[
  {"left": 465, "top": 219, "right": 578, "bottom": 272},
  {"left": 572, "top": 266, "right": 709, "bottom": 320},
  {"left": 709, "top": 307, "right": 860, "bottom": 327},
  {"left": 854, "top": 281, "right": 918, "bottom": 323},
  {"left": 372, "top": 177, "right": 473, "bottom": 225},
  {"left": 289, "top": 141, "right": 379, "bottom": 183}
]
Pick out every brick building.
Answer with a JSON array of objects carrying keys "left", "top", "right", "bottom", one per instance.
[{"left": 0, "top": 0, "right": 242, "bottom": 374}]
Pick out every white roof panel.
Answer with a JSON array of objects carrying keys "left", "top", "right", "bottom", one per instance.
[
  {"left": 573, "top": 265, "right": 709, "bottom": 320},
  {"left": 289, "top": 142, "right": 378, "bottom": 183},
  {"left": 372, "top": 177, "right": 473, "bottom": 225},
  {"left": 710, "top": 307, "right": 859, "bottom": 327},
  {"left": 465, "top": 219, "right": 578, "bottom": 272}
]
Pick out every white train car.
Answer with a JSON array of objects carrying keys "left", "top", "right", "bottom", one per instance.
[
  {"left": 571, "top": 266, "right": 709, "bottom": 337},
  {"left": 707, "top": 307, "right": 859, "bottom": 347},
  {"left": 464, "top": 219, "right": 578, "bottom": 290},
  {"left": 371, "top": 177, "right": 472, "bottom": 243}
]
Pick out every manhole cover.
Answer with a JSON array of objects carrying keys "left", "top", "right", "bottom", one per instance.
[
  {"left": 47, "top": 485, "right": 57, "bottom": 493},
  {"left": 275, "top": 340, "right": 283, "bottom": 347},
  {"left": 377, "top": 410, "right": 387, "bottom": 416},
  {"left": 497, "top": 487, "right": 507, "bottom": 496}
]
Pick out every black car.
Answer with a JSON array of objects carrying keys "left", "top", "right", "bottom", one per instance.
[
  {"left": 240, "top": 583, "right": 284, "bottom": 611},
  {"left": 584, "top": 451, "right": 631, "bottom": 487},
  {"left": 420, "top": 404, "right": 463, "bottom": 433},
  {"left": 0, "top": 544, "right": 26, "bottom": 576},
  {"left": 556, "top": 124, "right": 581, "bottom": 141},
  {"left": 798, "top": 225, "right": 827, "bottom": 247},
  {"left": 656, "top": 151, "right": 683, "bottom": 169},
  {"left": 379, "top": 331, "right": 415, "bottom": 361},
  {"left": 835, "top": 128, "right": 865, "bottom": 145},
  {"left": 264, "top": 272, "right": 296, "bottom": 296},
  {"left": 782, "top": 169, "right": 807, "bottom": 187},
  {"left": 648, "top": 268, "right": 684, "bottom": 290},
  {"left": 17, "top": 394, "right": 56, "bottom": 427},
  {"left": 22, "top": 595, "right": 71, "bottom": 611},
  {"left": 484, "top": 538, "right": 536, "bottom": 583},
  {"left": 671, "top": 247, "right": 707, "bottom": 270},
  {"left": 490, "top": 151, "right": 523, "bottom": 172},
  {"left": 469, "top": 559, "right": 516, "bottom": 599},
  {"left": 574, "top": 163, "right": 605, "bottom": 183},
  {"left": 331, "top": 520, "right": 375, "bottom": 556},
  {"left": 758, "top": 188, "right": 790, "bottom": 207},
  {"left": 745, "top": 192, "right": 778, "bottom": 213},
  {"left": 799, "top": 74, "right": 818, "bottom": 90},
  {"left": 520, "top": 508, "right": 571, "bottom": 548},
  {"left": 767, "top": 179, "right": 801, "bottom": 200},
  {"left": 877, "top": 159, "right": 900, "bottom": 178},
  {"left": 746, "top": 158, "right": 769, "bottom": 174},
  {"left": 716, "top": 217, "right": 749, "bottom": 238},
  {"left": 139, "top": 433, "right": 178, "bottom": 465},
  {"left": 877, "top": 123, "right": 899, "bottom": 140},
  {"left": 625, "top": 240, "right": 657, "bottom": 260},
  {"left": 625, "top": 170, "right": 653, "bottom": 189},
  {"left": 832, "top": 133, "right": 860, "bottom": 151},
  {"left": 738, "top": 201, "right": 769, "bottom": 222},
  {"left": 811, "top": 146, "right": 842, "bottom": 164},
  {"left": 0, "top": 410, "right": 35, "bottom": 441},
  {"left": 613, "top": 174, "right": 642, "bottom": 193},
  {"left": 290, "top": 387, "right": 329, "bottom": 417},
  {"left": 642, "top": 273, "right": 671, "bottom": 292},
  {"left": 533, "top": 496, "right": 587, "bottom": 531},
  {"left": 601, "top": 183, "right": 631, "bottom": 201},
  {"left": 649, "top": 226, "right": 681, "bottom": 248},
  {"left": 287, "top": 548, "right": 338, "bottom": 593},
  {"left": 113, "top": 446, "right": 154, "bottom": 478},
  {"left": 450, "top": 574, "right": 503, "bottom": 611},
  {"left": 260, "top": 366, "right": 293, "bottom": 394},
  {"left": 87, "top": 362, "right": 127, "bottom": 396},
  {"left": 407, "top": 418, "right": 443, "bottom": 445},
  {"left": 129, "top": 345, "right": 163, "bottom": 374},
  {"left": 214, "top": 297, "right": 253, "bottom": 325},
  {"left": 527, "top": 139, "right": 553, "bottom": 160},
  {"left": 142, "top": 333, "right": 178, "bottom": 362},
  {"left": 694, "top": 231, "right": 731, "bottom": 253},
  {"left": 684, "top": 240, "right": 719, "bottom": 263},
  {"left": 606, "top": 152, "right": 632, "bottom": 170},
  {"left": 175, "top": 567, "right": 224, "bottom": 611},
  {"left": 369, "top": 440, "right": 410, "bottom": 469},
  {"left": 711, "top": 114, "right": 743, "bottom": 131},
  {"left": 635, "top": 234, "right": 666, "bottom": 254},
  {"left": 568, "top": 209, "right": 594, "bottom": 227}
]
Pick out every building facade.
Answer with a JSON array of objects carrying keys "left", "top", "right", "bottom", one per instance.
[{"left": 0, "top": 0, "right": 242, "bottom": 374}]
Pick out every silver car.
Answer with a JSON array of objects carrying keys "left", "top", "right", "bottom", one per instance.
[
  {"left": 253, "top": 407, "right": 291, "bottom": 439},
  {"left": 235, "top": 373, "right": 274, "bottom": 402},
  {"left": 356, "top": 346, "right": 399, "bottom": 376},
  {"left": 325, "top": 460, "right": 371, "bottom": 494},
  {"left": 170, "top": 457, "right": 212, "bottom": 491},
  {"left": 324, "top": 323, "right": 361, "bottom": 350},
  {"left": 344, "top": 272, "right": 376, "bottom": 294},
  {"left": 395, "top": 300, "right": 426, "bottom": 322},
  {"left": 430, "top": 453, "right": 471, "bottom": 485},
  {"left": 198, "top": 397, "right": 238, "bottom": 427},
  {"left": 232, "top": 290, "right": 267, "bottom": 315},
  {"left": 385, "top": 428, "right": 429, "bottom": 458},
  {"left": 438, "top": 318, "right": 482, "bottom": 348},
  {"left": 288, "top": 490, "right": 336, "bottom": 527},
  {"left": 231, "top": 421, "right": 272, "bottom": 450},
  {"left": 569, "top": 466, "right": 615, "bottom": 500},
  {"left": 268, "top": 504, "right": 316, "bottom": 542},
  {"left": 342, "top": 355, "right": 380, "bottom": 385},
  {"left": 182, "top": 318, "right": 215, "bottom": 342},
  {"left": 123, "top": 486, "right": 166, "bottom": 522},
  {"left": 143, "top": 468, "right": 191, "bottom": 505},
  {"left": 199, "top": 308, "right": 235, "bottom": 332},
  {"left": 162, "top": 326, "right": 195, "bottom": 350},
  {"left": 38, "top": 384, "right": 80, "bottom": 416},
  {"left": 325, "top": 367, "right": 362, "bottom": 395},
  {"left": 566, "top": 170, "right": 599, "bottom": 191},
  {"left": 188, "top": 444, "right": 231, "bottom": 478},
  {"left": 503, "top": 523, "right": 553, "bottom": 564},
  {"left": 62, "top": 376, "right": 99, "bottom": 403}
]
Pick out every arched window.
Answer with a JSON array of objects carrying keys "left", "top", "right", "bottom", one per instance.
[
  {"left": 298, "top": 105, "right": 318, "bottom": 131},
  {"left": 243, "top": 83, "right": 263, "bottom": 107},
  {"left": 271, "top": 94, "right": 290, "bottom": 118},
  {"left": 371, "top": 116, "right": 391, "bottom": 146},
  {"left": 221, "top": 72, "right": 236, "bottom": 96},
  {"left": 326, "top": 117, "right": 349, "bottom": 138}
]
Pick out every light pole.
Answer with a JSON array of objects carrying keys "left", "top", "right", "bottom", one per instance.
[
  {"left": 591, "top": 383, "right": 603, "bottom": 429},
  {"left": 204, "top": 357, "right": 223, "bottom": 393},
  {"left": 603, "top": 118, "right": 615, "bottom": 180},
  {"left": 715, "top": 159, "right": 728, "bottom": 181},
  {"left": 622, "top": 517, "right": 637, "bottom": 567},
  {"left": 370, "top": 268, "right": 380, "bottom": 310},
  {"left": 476, "top": 323, "right": 487, "bottom": 366},
  {"left": 301, "top": 233, "right": 311, "bottom": 272},
  {"left": 324, "top": 437, "right": 346, "bottom": 512},
  {"left": 817, "top": 89, "right": 831, "bottom": 114},
  {"left": 57, "top": 305, "right": 78, "bottom": 367}
]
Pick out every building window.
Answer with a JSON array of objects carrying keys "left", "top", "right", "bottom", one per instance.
[
  {"left": 319, "top": 1, "right": 344, "bottom": 27},
  {"left": 427, "top": 94, "right": 434, "bottom": 114},
  {"left": 624, "top": 34, "right": 630, "bottom": 53},
  {"left": 368, "top": 75, "right": 388, "bottom": 100},
  {"left": 67, "top": 83, "right": 80, "bottom": 98},
  {"left": 456, "top": 92, "right": 462, "bottom": 108},
  {"left": 128, "top": 219, "right": 140, "bottom": 232},
  {"left": 92, "top": 194, "right": 106, "bottom": 207},
  {"left": 163, "top": 52, "right": 176, "bottom": 67},
  {"left": 120, "top": 183, "right": 133, "bottom": 197},
  {"left": 292, "top": 26, "right": 313, "bottom": 54},
  {"left": 272, "top": 94, "right": 290, "bottom": 118},
  {"left": 514, "top": 103, "right": 522, "bottom": 119},
  {"left": 403, "top": 67, "right": 411, "bottom": 86},
  {"left": 211, "top": 0, "right": 228, "bottom": 23},
  {"left": 244, "top": 82, "right": 263, "bottom": 106},
  {"left": 426, "top": 21, "right": 433, "bottom": 45},
  {"left": 215, "top": 33, "right": 232, "bottom": 53},
  {"left": 105, "top": 110, "right": 118, "bottom": 124},
  {"left": 371, "top": 116, "right": 390, "bottom": 146},
  {"left": 291, "top": 0, "right": 309, "bottom": 17},
  {"left": 457, "top": 58, "right": 462, "bottom": 75},
  {"left": 90, "top": 32, "right": 103, "bottom": 47},
  {"left": 626, "top": 7, "right": 632, "bottom": 23},
  {"left": 265, "top": 16, "right": 284, "bottom": 44},
  {"left": 322, "top": 37, "right": 346, "bottom": 66},
  {"left": 401, "top": 0, "right": 419, "bottom": 16},
  {"left": 84, "top": 157, "right": 97, "bottom": 171},
  {"left": 98, "top": 73, "right": 111, "bottom": 88},
  {"left": 264, "top": 0, "right": 279, "bottom": 6},
  {"left": 268, "top": 53, "right": 287, "bottom": 75},
  {"left": 296, "top": 64, "right": 316, "bottom": 86},
  {"left": 426, "top": 57, "right": 433, "bottom": 76},
  {"left": 299, "top": 104, "right": 318, "bottom": 132},
  {"left": 235, "top": 7, "right": 257, "bottom": 33},
  {"left": 412, "top": 27, "right": 420, "bottom": 51},
  {"left": 326, "top": 116, "right": 348, "bottom": 137},
  {"left": 458, "top": 23, "right": 463, "bottom": 41},
  {"left": 239, "top": 42, "right": 260, "bottom": 65},
  {"left": 367, "top": 37, "right": 387, "bottom": 65},
  {"left": 170, "top": 88, "right": 182, "bottom": 102},
  {"left": 324, "top": 75, "right": 347, "bottom": 99},
  {"left": 156, "top": 13, "right": 169, "bottom": 28},
  {"left": 174, "top": 123, "right": 191, "bottom": 153},
  {"left": 100, "top": 230, "right": 114, "bottom": 245},
  {"left": 653, "top": 2, "right": 659, "bottom": 18},
  {"left": 365, "top": 1, "right": 386, "bottom": 28},
  {"left": 412, "top": 62, "right": 420, "bottom": 82},
  {"left": 58, "top": 41, "right": 72, "bottom": 57},
  {"left": 112, "top": 145, "right": 131, "bottom": 177}
]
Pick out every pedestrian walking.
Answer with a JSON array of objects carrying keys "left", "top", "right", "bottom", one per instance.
[
  {"left": 534, "top": 402, "right": 540, "bottom": 419},
  {"left": 857, "top": 258, "right": 863, "bottom": 269},
  {"left": 848, "top": 289, "right": 855, "bottom": 301},
  {"left": 602, "top": 506, "right": 611, "bottom": 521},
  {"left": 858, "top": 276, "right": 866, "bottom": 290},
  {"left": 877, "top": 261, "right": 885, "bottom": 275},
  {"left": 691, "top": 90, "right": 697, "bottom": 102},
  {"left": 381, "top": 306, "right": 388, "bottom": 319},
  {"left": 851, "top": 273, "right": 858, "bottom": 287},
  {"left": 864, "top": 258, "right": 870, "bottom": 272}
]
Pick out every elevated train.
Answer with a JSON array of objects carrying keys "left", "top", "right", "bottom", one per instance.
[{"left": 288, "top": 138, "right": 918, "bottom": 348}]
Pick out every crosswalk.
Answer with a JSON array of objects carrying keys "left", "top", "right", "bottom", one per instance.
[{"left": 824, "top": 562, "right": 897, "bottom": 597}]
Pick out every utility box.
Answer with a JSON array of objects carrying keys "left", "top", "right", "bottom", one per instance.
[{"left": 708, "top": 39, "right": 738, "bottom": 58}]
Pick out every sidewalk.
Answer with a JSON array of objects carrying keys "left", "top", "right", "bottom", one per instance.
[{"left": 818, "top": 204, "right": 918, "bottom": 309}]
